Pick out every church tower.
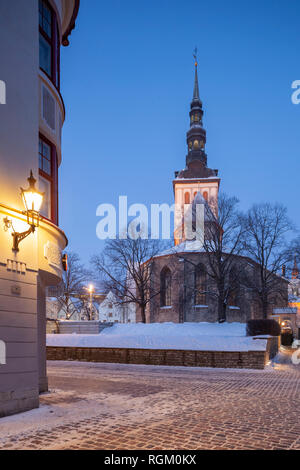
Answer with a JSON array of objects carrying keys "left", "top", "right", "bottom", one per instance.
[{"left": 173, "top": 55, "right": 220, "bottom": 245}]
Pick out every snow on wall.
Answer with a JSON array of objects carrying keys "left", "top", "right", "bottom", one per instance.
[{"left": 47, "top": 322, "right": 267, "bottom": 352}]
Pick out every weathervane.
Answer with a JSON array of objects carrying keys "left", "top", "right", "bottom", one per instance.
[{"left": 193, "top": 47, "right": 198, "bottom": 67}]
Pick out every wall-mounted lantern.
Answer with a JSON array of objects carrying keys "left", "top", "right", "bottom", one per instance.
[{"left": 3, "top": 171, "right": 44, "bottom": 252}]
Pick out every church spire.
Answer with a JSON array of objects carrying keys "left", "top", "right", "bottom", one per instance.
[
  {"left": 193, "top": 54, "right": 200, "bottom": 101},
  {"left": 186, "top": 50, "right": 207, "bottom": 166}
]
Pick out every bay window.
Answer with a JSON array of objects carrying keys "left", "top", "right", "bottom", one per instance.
[
  {"left": 39, "top": 135, "right": 58, "bottom": 224},
  {"left": 39, "top": 0, "right": 60, "bottom": 89}
]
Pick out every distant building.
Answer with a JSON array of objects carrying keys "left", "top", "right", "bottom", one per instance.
[
  {"left": 98, "top": 291, "right": 136, "bottom": 324},
  {"left": 288, "top": 258, "right": 300, "bottom": 330},
  {"left": 46, "top": 291, "right": 136, "bottom": 324}
]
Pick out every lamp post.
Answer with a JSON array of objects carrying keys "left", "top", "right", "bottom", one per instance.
[{"left": 3, "top": 171, "right": 44, "bottom": 252}]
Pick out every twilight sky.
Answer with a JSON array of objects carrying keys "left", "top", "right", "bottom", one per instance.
[{"left": 59, "top": 0, "right": 300, "bottom": 263}]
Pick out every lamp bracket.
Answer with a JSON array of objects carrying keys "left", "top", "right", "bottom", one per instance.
[
  {"left": 12, "top": 226, "right": 35, "bottom": 252},
  {"left": 3, "top": 217, "right": 35, "bottom": 252}
]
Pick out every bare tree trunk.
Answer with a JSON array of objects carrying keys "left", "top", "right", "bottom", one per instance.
[
  {"left": 262, "top": 298, "right": 268, "bottom": 319},
  {"left": 218, "top": 297, "right": 227, "bottom": 323},
  {"left": 140, "top": 305, "right": 146, "bottom": 323}
]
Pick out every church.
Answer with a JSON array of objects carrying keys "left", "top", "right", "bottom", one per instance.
[{"left": 136, "top": 59, "right": 288, "bottom": 324}]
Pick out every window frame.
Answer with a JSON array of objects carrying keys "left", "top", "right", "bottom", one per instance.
[
  {"left": 39, "top": 0, "right": 60, "bottom": 89},
  {"left": 39, "top": 133, "right": 58, "bottom": 225}
]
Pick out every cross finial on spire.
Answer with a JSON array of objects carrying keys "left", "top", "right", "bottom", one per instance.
[
  {"left": 193, "top": 47, "right": 198, "bottom": 67},
  {"left": 192, "top": 47, "right": 200, "bottom": 101}
]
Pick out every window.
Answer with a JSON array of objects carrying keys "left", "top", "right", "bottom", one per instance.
[
  {"left": 194, "top": 264, "right": 206, "bottom": 305},
  {"left": 39, "top": 134, "right": 58, "bottom": 224},
  {"left": 39, "top": 0, "right": 60, "bottom": 88},
  {"left": 160, "top": 267, "right": 172, "bottom": 307},
  {"left": 184, "top": 192, "right": 190, "bottom": 204},
  {"left": 203, "top": 191, "right": 208, "bottom": 201},
  {"left": 227, "top": 269, "right": 239, "bottom": 306},
  {"left": 194, "top": 140, "right": 199, "bottom": 149}
]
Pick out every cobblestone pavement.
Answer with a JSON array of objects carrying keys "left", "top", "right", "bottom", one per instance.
[{"left": 1, "top": 351, "right": 300, "bottom": 450}]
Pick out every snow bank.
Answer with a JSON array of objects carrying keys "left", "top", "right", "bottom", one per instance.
[{"left": 47, "top": 322, "right": 267, "bottom": 352}]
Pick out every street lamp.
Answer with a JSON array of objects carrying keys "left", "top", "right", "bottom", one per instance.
[
  {"left": 83, "top": 284, "right": 95, "bottom": 320},
  {"left": 3, "top": 171, "right": 44, "bottom": 252}
]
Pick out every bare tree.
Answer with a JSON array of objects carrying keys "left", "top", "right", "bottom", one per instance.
[
  {"left": 202, "top": 193, "right": 245, "bottom": 322},
  {"left": 242, "top": 203, "right": 293, "bottom": 318},
  {"left": 54, "top": 252, "right": 90, "bottom": 319},
  {"left": 92, "top": 236, "right": 167, "bottom": 323},
  {"left": 176, "top": 193, "right": 245, "bottom": 323}
]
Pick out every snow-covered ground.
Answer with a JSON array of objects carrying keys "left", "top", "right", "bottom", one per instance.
[{"left": 47, "top": 322, "right": 268, "bottom": 352}]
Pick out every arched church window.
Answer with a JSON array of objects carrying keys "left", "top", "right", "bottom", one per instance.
[
  {"left": 194, "top": 140, "right": 199, "bottom": 149},
  {"left": 189, "top": 141, "right": 192, "bottom": 150},
  {"left": 194, "top": 114, "right": 199, "bottom": 122},
  {"left": 203, "top": 191, "right": 208, "bottom": 201},
  {"left": 227, "top": 268, "right": 239, "bottom": 306},
  {"left": 194, "top": 191, "right": 198, "bottom": 199},
  {"left": 200, "top": 140, "right": 205, "bottom": 149},
  {"left": 160, "top": 267, "right": 172, "bottom": 307},
  {"left": 184, "top": 192, "right": 190, "bottom": 204},
  {"left": 194, "top": 264, "right": 206, "bottom": 305}
]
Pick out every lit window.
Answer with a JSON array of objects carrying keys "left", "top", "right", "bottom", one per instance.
[
  {"left": 194, "top": 140, "right": 199, "bottom": 149},
  {"left": 39, "top": 176, "right": 51, "bottom": 220}
]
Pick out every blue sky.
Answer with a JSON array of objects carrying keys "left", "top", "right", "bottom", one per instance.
[{"left": 59, "top": 0, "right": 300, "bottom": 262}]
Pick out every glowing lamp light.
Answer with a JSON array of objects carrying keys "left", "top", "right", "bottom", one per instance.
[
  {"left": 21, "top": 171, "right": 44, "bottom": 227},
  {"left": 3, "top": 170, "right": 44, "bottom": 252}
]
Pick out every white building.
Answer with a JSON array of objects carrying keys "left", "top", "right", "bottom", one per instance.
[
  {"left": 0, "top": 0, "right": 80, "bottom": 417},
  {"left": 98, "top": 291, "right": 136, "bottom": 324}
]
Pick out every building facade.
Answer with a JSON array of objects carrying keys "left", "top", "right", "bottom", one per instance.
[
  {"left": 46, "top": 291, "right": 136, "bottom": 324},
  {"left": 98, "top": 291, "right": 136, "bottom": 324},
  {"left": 0, "top": 0, "right": 79, "bottom": 417}
]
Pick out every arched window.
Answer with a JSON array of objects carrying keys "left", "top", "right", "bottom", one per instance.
[
  {"left": 160, "top": 267, "right": 172, "bottom": 307},
  {"left": 194, "top": 191, "right": 198, "bottom": 199},
  {"left": 203, "top": 191, "right": 208, "bottom": 201},
  {"left": 194, "top": 264, "right": 206, "bottom": 305},
  {"left": 194, "top": 140, "right": 199, "bottom": 149},
  {"left": 184, "top": 192, "right": 190, "bottom": 204},
  {"left": 227, "top": 268, "right": 239, "bottom": 306}
]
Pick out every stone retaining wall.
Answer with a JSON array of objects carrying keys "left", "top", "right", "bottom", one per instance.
[{"left": 47, "top": 344, "right": 272, "bottom": 370}]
